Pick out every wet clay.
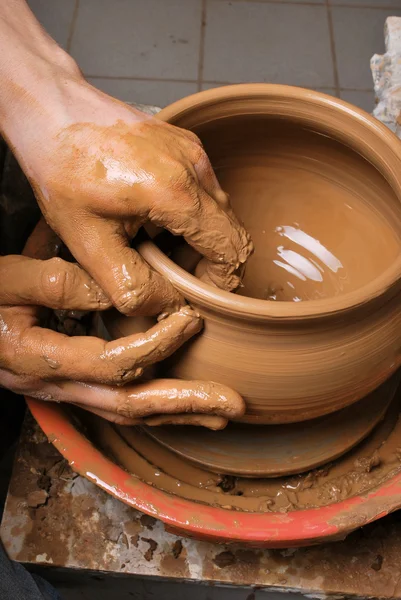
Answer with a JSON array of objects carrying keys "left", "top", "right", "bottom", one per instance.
[
  {"left": 144, "top": 375, "right": 398, "bottom": 477},
  {"left": 0, "top": 219, "right": 244, "bottom": 429},
  {"left": 20, "top": 116, "right": 251, "bottom": 315},
  {"left": 82, "top": 381, "right": 401, "bottom": 513},
  {"left": 128, "top": 85, "right": 401, "bottom": 424},
  {"left": 208, "top": 120, "right": 401, "bottom": 302}
]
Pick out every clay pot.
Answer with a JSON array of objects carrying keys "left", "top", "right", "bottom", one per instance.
[{"left": 107, "top": 84, "right": 401, "bottom": 424}]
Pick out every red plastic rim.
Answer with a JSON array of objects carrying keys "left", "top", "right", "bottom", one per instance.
[{"left": 27, "top": 398, "right": 401, "bottom": 547}]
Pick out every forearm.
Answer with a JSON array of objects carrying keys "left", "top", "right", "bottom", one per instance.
[{"left": 0, "top": 0, "right": 82, "bottom": 147}]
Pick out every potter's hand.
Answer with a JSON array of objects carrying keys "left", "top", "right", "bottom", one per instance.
[
  {"left": 0, "top": 1, "right": 247, "bottom": 428},
  {"left": 0, "top": 7, "right": 252, "bottom": 315},
  {"left": 0, "top": 220, "right": 245, "bottom": 429},
  {"left": 35, "top": 105, "right": 251, "bottom": 313},
  {"left": 30, "top": 100, "right": 251, "bottom": 313}
]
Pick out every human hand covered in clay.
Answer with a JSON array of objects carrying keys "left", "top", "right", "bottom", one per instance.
[
  {"left": 0, "top": 219, "right": 245, "bottom": 429},
  {"left": 0, "top": 1, "right": 249, "bottom": 428},
  {"left": 1, "top": 23, "right": 251, "bottom": 311}
]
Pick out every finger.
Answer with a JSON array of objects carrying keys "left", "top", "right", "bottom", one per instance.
[
  {"left": 193, "top": 154, "right": 253, "bottom": 289},
  {"left": 148, "top": 184, "right": 253, "bottom": 291},
  {"left": 23, "top": 217, "right": 62, "bottom": 260},
  {"left": 8, "top": 306, "right": 201, "bottom": 383},
  {"left": 144, "top": 414, "right": 228, "bottom": 430},
  {"left": 195, "top": 256, "right": 242, "bottom": 291},
  {"left": 195, "top": 154, "right": 247, "bottom": 227},
  {"left": 0, "top": 368, "right": 139, "bottom": 426},
  {"left": 2, "top": 369, "right": 243, "bottom": 423},
  {"left": 193, "top": 151, "right": 228, "bottom": 207},
  {"left": 62, "top": 379, "right": 243, "bottom": 421},
  {"left": 179, "top": 128, "right": 236, "bottom": 215},
  {"left": 0, "top": 255, "right": 111, "bottom": 310},
  {"left": 61, "top": 217, "right": 183, "bottom": 316},
  {"left": 113, "top": 379, "right": 245, "bottom": 421},
  {"left": 73, "top": 403, "right": 140, "bottom": 426}
]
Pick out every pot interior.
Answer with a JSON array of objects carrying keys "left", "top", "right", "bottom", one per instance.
[{"left": 170, "top": 114, "right": 401, "bottom": 302}]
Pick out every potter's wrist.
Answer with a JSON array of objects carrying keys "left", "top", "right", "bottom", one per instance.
[
  {"left": 0, "top": 0, "right": 81, "bottom": 130},
  {"left": 0, "top": 58, "right": 86, "bottom": 187},
  {"left": 0, "top": 50, "right": 82, "bottom": 139}
]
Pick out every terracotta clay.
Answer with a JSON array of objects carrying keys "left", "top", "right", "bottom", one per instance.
[
  {"left": 79, "top": 378, "right": 401, "bottom": 513},
  {"left": 145, "top": 375, "right": 398, "bottom": 477},
  {"left": 107, "top": 85, "right": 401, "bottom": 424},
  {"left": 0, "top": 219, "right": 244, "bottom": 427}
]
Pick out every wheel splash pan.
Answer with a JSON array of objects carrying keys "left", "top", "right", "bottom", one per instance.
[{"left": 26, "top": 394, "right": 401, "bottom": 549}]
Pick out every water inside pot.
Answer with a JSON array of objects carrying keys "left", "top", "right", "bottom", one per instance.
[
  {"left": 208, "top": 117, "right": 401, "bottom": 301},
  {"left": 157, "top": 115, "right": 401, "bottom": 302}
]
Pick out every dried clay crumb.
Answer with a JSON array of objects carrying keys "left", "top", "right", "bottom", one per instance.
[{"left": 27, "top": 489, "right": 49, "bottom": 508}]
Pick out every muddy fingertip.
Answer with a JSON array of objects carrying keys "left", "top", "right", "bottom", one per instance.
[
  {"left": 238, "top": 231, "right": 254, "bottom": 264},
  {"left": 177, "top": 305, "right": 201, "bottom": 320},
  {"left": 211, "top": 382, "right": 246, "bottom": 418},
  {"left": 90, "top": 280, "right": 112, "bottom": 307}
]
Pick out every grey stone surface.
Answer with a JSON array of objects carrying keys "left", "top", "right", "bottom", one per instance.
[
  {"left": 87, "top": 78, "right": 197, "bottom": 107},
  {"left": 340, "top": 89, "right": 375, "bottom": 113},
  {"left": 70, "top": 0, "right": 202, "bottom": 80},
  {"left": 371, "top": 16, "right": 401, "bottom": 133},
  {"left": 333, "top": 6, "right": 401, "bottom": 90},
  {"left": 203, "top": 0, "right": 334, "bottom": 87},
  {"left": 27, "top": 0, "right": 76, "bottom": 49}
]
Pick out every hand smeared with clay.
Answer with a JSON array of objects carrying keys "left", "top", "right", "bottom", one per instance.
[{"left": 0, "top": 80, "right": 251, "bottom": 429}]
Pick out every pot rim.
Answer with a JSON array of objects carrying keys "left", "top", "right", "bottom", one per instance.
[{"left": 140, "top": 84, "right": 401, "bottom": 320}]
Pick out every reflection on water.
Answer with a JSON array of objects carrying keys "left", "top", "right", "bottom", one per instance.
[
  {"left": 269, "top": 225, "right": 344, "bottom": 301},
  {"left": 212, "top": 122, "right": 401, "bottom": 304}
]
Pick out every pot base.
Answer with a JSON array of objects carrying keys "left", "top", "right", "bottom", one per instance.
[
  {"left": 74, "top": 373, "right": 401, "bottom": 516},
  {"left": 144, "top": 377, "right": 397, "bottom": 478}
]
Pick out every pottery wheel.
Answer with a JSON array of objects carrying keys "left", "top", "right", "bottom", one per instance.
[{"left": 145, "top": 379, "right": 398, "bottom": 478}]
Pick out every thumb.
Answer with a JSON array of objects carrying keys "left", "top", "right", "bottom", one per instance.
[
  {"left": 0, "top": 255, "right": 111, "bottom": 310},
  {"left": 59, "top": 218, "right": 183, "bottom": 316}
]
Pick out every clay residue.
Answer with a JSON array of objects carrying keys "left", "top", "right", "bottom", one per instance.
[
  {"left": 172, "top": 539, "right": 183, "bottom": 558},
  {"left": 1, "top": 220, "right": 245, "bottom": 430},
  {"left": 159, "top": 541, "right": 190, "bottom": 578},
  {"left": 143, "top": 380, "right": 395, "bottom": 478},
  {"left": 29, "top": 116, "right": 252, "bottom": 314},
  {"left": 27, "top": 489, "right": 49, "bottom": 508},
  {"left": 82, "top": 387, "right": 401, "bottom": 514},
  {"left": 141, "top": 537, "right": 158, "bottom": 562}
]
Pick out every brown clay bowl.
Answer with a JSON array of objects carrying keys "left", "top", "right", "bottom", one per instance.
[{"left": 106, "top": 84, "right": 401, "bottom": 424}]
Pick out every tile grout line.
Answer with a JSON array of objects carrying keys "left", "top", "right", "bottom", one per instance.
[
  {"left": 198, "top": 0, "right": 207, "bottom": 92},
  {"left": 66, "top": 0, "right": 80, "bottom": 53},
  {"left": 326, "top": 0, "right": 341, "bottom": 97},
  {"left": 329, "top": 3, "right": 401, "bottom": 8},
  {"left": 210, "top": 0, "right": 397, "bottom": 7},
  {"left": 339, "top": 88, "right": 374, "bottom": 92},
  {"left": 86, "top": 75, "right": 200, "bottom": 83},
  {"left": 222, "top": 0, "right": 328, "bottom": 5},
  {"left": 84, "top": 75, "right": 374, "bottom": 92}
]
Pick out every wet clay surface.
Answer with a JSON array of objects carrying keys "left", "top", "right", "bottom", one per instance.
[
  {"left": 0, "top": 218, "right": 245, "bottom": 430},
  {"left": 207, "top": 119, "right": 401, "bottom": 302},
  {"left": 6, "top": 415, "right": 401, "bottom": 598},
  {"left": 145, "top": 376, "right": 397, "bottom": 477},
  {"left": 81, "top": 382, "right": 401, "bottom": 514},
  {"left": 129, "top": 88, "right": 401, "bottom": 425}
]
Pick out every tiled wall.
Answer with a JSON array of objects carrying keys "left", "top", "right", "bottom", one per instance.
[{"left": 28, "top": 0, "right": 401, "bottom": 113}]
